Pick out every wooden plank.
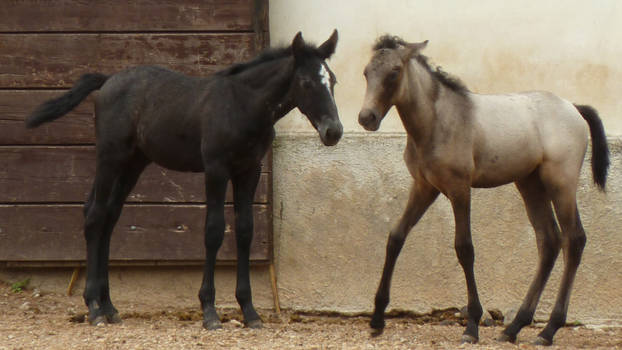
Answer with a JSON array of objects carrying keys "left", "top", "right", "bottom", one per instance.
[
  {"left": 0, "top": 204, "right": 271, "bottom": 262},
  {"left": 0, "top": 33, "right": 256, "bottom": 88},
  {"left": 0, "top": 147, "right": 270, "bottom": 203},
  {"left": 0, "top": 0, "right": 255, "bottom": 32},
  {"left": 0, "top": 90, "right": 95, "bottom": 145}
]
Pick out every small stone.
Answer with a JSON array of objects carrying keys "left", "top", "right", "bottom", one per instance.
[
  {"left": 488, "top": 308, "right": 503, "bottom": 320},
  {"left": 19, "top": 302, "right": 30, "bottom": 311},
  {"left": 480, "top": 311, "right": 495, "bottom": 327},
  {"left": 229, "top": 319, "right": 243, "bottom": 327},
  {"left": 504, "top": 308, "right": 518, "bottom": 326},
  {"left": 31, "top": 289, "right": 41, "bottom": 298}
]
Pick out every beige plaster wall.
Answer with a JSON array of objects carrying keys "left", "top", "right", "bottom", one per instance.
[
  {"left": 3, "top": 1, "right": 621, "bottom": 326},
  {"left": 269, "top": 0, "right": 622, "bottom": 324},
  {"left": 270, "top": 0, "right": 622, "bottom": 135},
  {"left": 272, "top": 134, "right": 622, "bottom": 325}
]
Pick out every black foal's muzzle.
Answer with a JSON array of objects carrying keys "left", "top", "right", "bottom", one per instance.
[{"left": 318, "top": 118, "right": 343, "bottom": 146}]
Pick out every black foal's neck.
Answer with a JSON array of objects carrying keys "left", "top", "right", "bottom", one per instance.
[{"left": 232, "top": 56, "right": 296, "bottom": 123}]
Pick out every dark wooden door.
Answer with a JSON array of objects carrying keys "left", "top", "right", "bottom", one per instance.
[{"left": 0, "top": 0, "right": 272, "bottom": 266}]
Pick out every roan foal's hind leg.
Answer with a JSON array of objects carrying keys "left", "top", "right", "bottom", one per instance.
[
  {"left": 370, "top": 178, "right": 439, "bottom": 334},
  {"left": 535, "top": 186, "right": 586, "bottom": 345},
  {"left": 499, "top": 173, "right": 561, "bottom": 343}
]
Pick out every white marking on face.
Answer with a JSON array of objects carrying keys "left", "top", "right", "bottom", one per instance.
[{"left": 319, "top": 63, "right": 332, "bottom": 95}]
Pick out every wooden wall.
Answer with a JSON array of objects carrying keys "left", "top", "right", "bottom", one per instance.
[{"left": 0, "top": 0, "right": 272, "bottom": 265}]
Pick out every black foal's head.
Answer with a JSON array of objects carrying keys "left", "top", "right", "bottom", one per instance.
[{"left": 290, "top": 30, "right": 342, "bottom": 146}]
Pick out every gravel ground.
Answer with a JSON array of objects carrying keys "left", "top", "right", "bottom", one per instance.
[{"left": 1, "top": 281, "right": 621, "bottom": 350}]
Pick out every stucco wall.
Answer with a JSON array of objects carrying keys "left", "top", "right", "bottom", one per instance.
[
  {"left": 3, "top": 1, "right": 621, "bottom": 326},
  {"left": 269, "top": 0, "right": 622, "bottom": 324},
  {"left": 272, "top": 134, "right": 622, "bottom": 325}
]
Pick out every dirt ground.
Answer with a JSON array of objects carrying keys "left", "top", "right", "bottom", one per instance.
[{"left": 1, "top": 281, "right": 621, "bottom": 350}]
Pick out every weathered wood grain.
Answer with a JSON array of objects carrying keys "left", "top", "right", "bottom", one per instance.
[
  {"left": 0, "top": 91, "right": 95, "bottom": 145},
  {"left": 0, "top": 204, "right": 271, "bottom": 262},
  {"left": 0, "top": 147, "right": 270, "bottom": 203},
  {"left": 0, "top": 33, "right": 256, "bottom": 88},
  {"left": 0, "top": 0, "right": 256, "bottom": 32}
]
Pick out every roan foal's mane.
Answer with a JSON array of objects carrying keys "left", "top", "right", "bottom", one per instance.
[{"left": 373, "top": 35, "right": 469, "bottom": 96}]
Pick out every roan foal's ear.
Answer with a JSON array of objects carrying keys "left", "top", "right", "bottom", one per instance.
[
  {"left": 292, "top": 31, "right": 306, "bottom": 60},
  {"left": 400, "top": 40, "right": 429, "bottom": 62},
  {"left": 317, "top": 29, "right": 338, "bottom": 59}
]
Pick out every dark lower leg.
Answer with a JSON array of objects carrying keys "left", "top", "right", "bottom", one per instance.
[
  {"left": 537, "top": 231, "right": 585, "bottom": 344},
  {"left": 232, "top": 168, "right": 262, "bottom": 327},
  {"left": 501, "top": 182, "right": 561, "bottom": 342},
  {"left": 234, "top": 211, "right": 261, "bottom": 327},
  {"left": 199, "top": 172, "right": 228, "bottom": 330},
  {"left": 451, "top": 191, "right": 482, "bottom": 343},
  {"left": 370, "top": 182, "right": 438, "bottom": 332}
]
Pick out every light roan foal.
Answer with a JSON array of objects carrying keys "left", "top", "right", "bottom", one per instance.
[{"left": 358, "top": 35, "right": 609, "bottom": 346}]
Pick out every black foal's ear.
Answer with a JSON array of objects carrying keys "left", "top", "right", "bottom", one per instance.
[
  {"left": 318, "top": 29, "right": 338, "bottom": 59},
  {"left": 292, "top": 31, "right": 305, "bottom": 60}
]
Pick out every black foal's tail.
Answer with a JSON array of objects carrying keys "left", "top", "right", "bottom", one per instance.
[
  {"left": 25, "top": 73, "right": 108, "bottom": 128},
  {"left": 574, "top": 104, "right": 610, "bottom": 191}
]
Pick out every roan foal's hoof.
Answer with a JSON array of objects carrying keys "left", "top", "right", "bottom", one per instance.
[
  {"left": 203, "top": 319, "right": 223, "bottom": 330},
  {"left": 461, "top": 334, "right": 478, "bottom": 344},
  {"left": 533, "top": 336, "right": 553, "bottom": 346},
  {"left": 496, "top": 332, "right": 516, "bottom": 343},
  {"left": 245, "top": 318, "right": 263, "bottom": 329}
]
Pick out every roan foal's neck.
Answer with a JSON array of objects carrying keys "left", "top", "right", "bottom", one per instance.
[{"left": 394, "top": 59, "right": 438, "bottom": 143}]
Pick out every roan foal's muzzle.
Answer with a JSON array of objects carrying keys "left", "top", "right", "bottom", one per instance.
[{"left": 358, "top": 108, "right": 381, "bottom": 131}]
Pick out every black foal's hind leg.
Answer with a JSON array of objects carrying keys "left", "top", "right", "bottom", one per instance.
[
  {"left": 199, "top": 167, "right": 229, "bottom": 330},
  {"left": 98, "top": 155, "right": 149, "bottom": 324},
  {"left": 83, "top": 153, "right": 149, "bottom": 325},
  {"left": 232, "top": 166, "right": 263, "bottom": 328},
  {"left": 371, "top": 179, "right": 439, "bottom": 334},
  {"left": 499, "top": 176, "right": 561, "bottom": 343},
  {"left": 449, "top": 188, "right": 483, "bottom": 344}
]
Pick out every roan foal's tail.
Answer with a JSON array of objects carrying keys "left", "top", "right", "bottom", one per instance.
[
  {"left": 25, "top": 73, "right": 108, "bottom": 128},
  {"left": 574, "top": 104, "right": 610, "bottom": 191}
]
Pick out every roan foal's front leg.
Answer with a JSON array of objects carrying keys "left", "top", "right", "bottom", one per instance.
[
  {"left": 370, "top": 179, "right": 439, "bottom": 334},
  {"left": 232, "top": 166, "right": 263, "bottom": 328},
  {"left": 198, "top": 169, "right": 229, "bottom": 330},
  {"left": 449, "top": 187, "right": 483, "bottom": 344}
]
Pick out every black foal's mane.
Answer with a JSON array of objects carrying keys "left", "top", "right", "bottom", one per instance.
[
  {"left": 373, "top": 35, "right": 469, "bottom": 96},
  {"left": 216, "top": 41, "right": 323, "bottom": 77}
]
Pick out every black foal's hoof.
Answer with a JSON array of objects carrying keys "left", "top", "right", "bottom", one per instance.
[
  {"left": 89, "top": 315, "right": 107, "bottom": 326},
  {"left": 496, "top": 332, "right": 516, "bottom": 343},
  {"left": 461, "top": 334, "right": 478, "bottom": 344},
  {"left": 533, "top": 336, "right": 553, "bottom": 346},
  {"left": 106, "top": 313, "right": 123, "bottom": 324},
  {"left": 203, "top": 319, "right": 223, "bottom": 330},
  {"left": 369, "top": 317, "right": 385, "bottom": 330},
  {"left": 245, "top": 318, "right": 263, "bottom": 329}
]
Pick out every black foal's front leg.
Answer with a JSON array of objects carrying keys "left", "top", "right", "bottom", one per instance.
[
  {"left": 450, "top": 189, "right": 483, "bottom": 344},
  {"left": 199, "top": 169, "right": 228, "bottom": 330},
  {"left": 232, "top": 166, "right": 263, "bottom": 328},
  {"left": 371, "top": 180, "right": 439, "bottom": 334}
]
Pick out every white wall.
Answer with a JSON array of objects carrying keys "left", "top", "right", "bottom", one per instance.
[
  {"left": 269, "top": 0, "right": 622, "bottom": 325},
  {"left": 270, "top": 0, "right": 622, "bottom": 135}
]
